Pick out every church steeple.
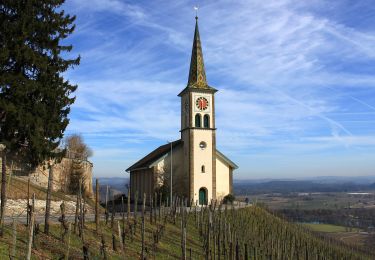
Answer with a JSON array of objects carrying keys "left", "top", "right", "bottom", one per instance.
[{"left": 187, "top": 17, "right": 208, "bottom": 88}]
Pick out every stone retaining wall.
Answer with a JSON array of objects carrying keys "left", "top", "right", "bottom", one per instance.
[{"left": 0, "top": 157, "right": 93, "bottom": 197}]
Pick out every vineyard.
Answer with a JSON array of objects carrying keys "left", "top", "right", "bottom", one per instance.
[{"left": 0, "top": 181, "right": 372, "bottom": 259}]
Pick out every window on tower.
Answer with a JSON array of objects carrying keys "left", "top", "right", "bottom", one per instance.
[
  {"left": 201, "top": 165, "right": 205, "bottom": 173},
  {"left": 195, "top": 114, "right": 201, "bottom": 127},
  {"left": 204, "top": 114, "right": 210, "bottom": 128}
]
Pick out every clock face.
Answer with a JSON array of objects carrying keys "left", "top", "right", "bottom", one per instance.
[{"left": 196, "top": 97, "right": 209, "bottom": 111}]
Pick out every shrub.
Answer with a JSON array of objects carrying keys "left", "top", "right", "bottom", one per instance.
[{"left": 223, "top": 194, "right": 235, "bottom": 204}]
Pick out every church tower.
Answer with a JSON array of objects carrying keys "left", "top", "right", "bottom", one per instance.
[
  {"left": 127, "top": 16, "right": 237, "bottom": 204},
  {"left": 178, "top": 16, "right": 218, "bottom": 205}
]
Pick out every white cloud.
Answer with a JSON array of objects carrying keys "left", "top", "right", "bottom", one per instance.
[{"left": 63, "top": 0, "right": 375, "bottom": 177}]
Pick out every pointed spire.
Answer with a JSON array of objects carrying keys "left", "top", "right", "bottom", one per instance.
[{"left": 187, "top": 16, "right": 208, "bottom": 88}]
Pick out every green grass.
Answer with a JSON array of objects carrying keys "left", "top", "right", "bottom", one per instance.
[
  {"left": 253, "top": 192, "right": 375, "bottom": 210},
  {"left": 0, "top": 213, "right": 205, "bottom": 259},
  {"left": 6, "top": 175, "right": 76, "bottom": 201},
  {"left": 0, "top": 207, "right": 371, "bottom": 259},
  {"left": 303, "top": 223, "right": 358, "bottom": 233}
]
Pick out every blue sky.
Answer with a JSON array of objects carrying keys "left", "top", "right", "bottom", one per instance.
[{"left": 62, "top": 0, "right": 375, "bottom": 179}]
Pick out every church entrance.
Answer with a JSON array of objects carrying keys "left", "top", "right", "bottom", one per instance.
[{"left": 199, "top": 187, "right": 207, "bottom": 205}]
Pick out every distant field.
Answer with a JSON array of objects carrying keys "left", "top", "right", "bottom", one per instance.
[
  {"left": 302, "top": 223, "right": 370, "bottom": 250},
  {"left": 303, "top": 223, "right": 350, "bottom": 233},
  {"left": 245, "top": 191, "right": 375, "bottom": 210}
]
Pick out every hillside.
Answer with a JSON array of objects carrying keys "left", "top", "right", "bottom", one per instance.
[
  {"left": 6, "top": 176, "right": 74, "bottom": 201},
  {"left": 234, "top": 180, "right": 375, "bottom": 195},
  {"left": 0, "top": 203, "right": 372, "bottom": 259}
]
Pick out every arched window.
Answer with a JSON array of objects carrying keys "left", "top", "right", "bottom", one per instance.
[
  {"left": 201, "top": 165, "right": 205, "bottom": 173},
  {"left": 195, "top": 114, "right": 201, "bottom": 127},
  {"left": 204, "top": 114, "right": 210, "bottom": 128}
]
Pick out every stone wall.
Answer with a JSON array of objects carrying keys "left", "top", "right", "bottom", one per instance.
[{"left": 0, "top": 157, "right": 94, "bottom": 198}]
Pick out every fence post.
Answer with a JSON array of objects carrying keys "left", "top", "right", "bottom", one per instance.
[
  {"left": 141, "top": 193, "right": 146, "bottom": 259},
  {"left": 60, "top": 201, "right": 68, "bottom": 242},
  {"left": 44, "top": 162, "right": 53, "bottom": 235},
  {"left": 118, "top": 220, "right": 124, "bottom": 256},
  {"left": 74, "top": 194, "right": 79, "bottom": 234},
  {"left": 105, "top": 185, "right": 109, "bottom": 225},
  {"left": 111, "top": 190, "right": 115, "bottom": 230},
  {"left": 27, "top": 178, "right": 30, "bottom": 227},
  {"left": 82, "top": 243, "right": 89, "bottom": 260},
  {"left": 79, "top": 178, "right": 84, "bottom": 242},
  {"left": 95, "top": 179, "right": 100, "bottom": 232},
  {"left": 101, "top": 235, "right": 108, "bottom": 260},
  {"left": 134, "top": 190, "right": 138, "bottom": 232},
  {"left": 121, "top": 196, "right": 125, "bottom": 248},
  {"left": 127, "top": 188, "right": 131, "bottom": 224},
  {"left": 0, "top": 149, "right": 7, "bottom": 236},
  {"left": 11, "top": 219, "right": 17, "bottom": 259},
  {"left": 149, "top": 193, "right": 153, "bottom": 224},
  {"left": 64, "top": 223, "right": 71, "bottom": 260},
  {"left": 26, "top": 193, "right": 35, "bottom": 260}
]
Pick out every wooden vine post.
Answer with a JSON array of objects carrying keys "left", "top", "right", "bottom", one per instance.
[
  {"left": 111, "top": 190, "right": 115, "bottom": 230},
  {"left": 44, "top": 161, "right": 54, "bottom": 235},
  {"left": 11, "top": 219, "right": 17, "bottom": 259},
  {"left": 26, "top": 193, "right": 35, "bottom": 260},
  {"left": 27, "top": 178, "right": 30, "bottom": 226},
  {"left": 95, "top": 178, "right": 100, "bottom": 232},
  {"left": 127, "top": 188, "right": 131, "bottom": 224},
  {"left": 134, "top": 190, "right": 138, "bottom": 232},
  {"left": 0, "top": 145, "right": 6, "bottom": 237},
  {"left": 78, "top": 178, "right": 84, "bottom": 241},
  {"left": 59, "top": 201, "right": 69, "bottom": 242},
  {"left": 74, "top": 194, "right": 79, "bottom": 234},
  {"left": 101, "top": 235, "right": 108, "bottom": 260},
  {"left": 65, "top": 223, "right": 72, "bottom": 260},
  {"left": 149, "top": 193, "right": 153, "bottom": 224},
  {"left": 121, "top": 196, "right": 126, "bottom": 248},
  {"left": 118, "top": 220, "right": 125, "bottom": 257},
  {"left": 141, "top": 192, "right": 146, "bottom": 259},
  {"left": 105, "top": 185, "right": 109, "bottom": 225}
]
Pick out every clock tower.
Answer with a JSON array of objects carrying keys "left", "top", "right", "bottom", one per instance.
[
  {"left": 127, "top": 16, "right": 237, "bottom": 205},
  {"left": 178, "top": 16, "right": 218, "bottom": 204}
]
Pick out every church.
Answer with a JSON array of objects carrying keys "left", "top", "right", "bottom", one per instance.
[{"left": 126, "top": 17, "right": 238, "bottom": 205}]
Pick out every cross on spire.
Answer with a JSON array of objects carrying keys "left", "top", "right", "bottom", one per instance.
[{"left": 194, "top": 5, "right": 199, "bottom": 19}]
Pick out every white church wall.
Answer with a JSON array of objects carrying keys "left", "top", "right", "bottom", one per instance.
[
  {"left": 216, "top": 157, "right": 231, "bottom": 201},
  {"left": 192, "top": 130, "right": 213, "bottom": 203}
]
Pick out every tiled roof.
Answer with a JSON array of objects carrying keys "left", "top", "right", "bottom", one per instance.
[
  {"left": 126, "top": 139, "right": 238, "bottom": 172},
  {"left": 216, "top": 150, "right": 239, "bottom": 169},
  {"left": 126, "top": 140, "right": 182, "bottom": 172}
]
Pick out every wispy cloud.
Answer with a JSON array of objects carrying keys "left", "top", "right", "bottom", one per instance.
[{"left": 62, "top": 0, "right": 375, "bottom": 178}]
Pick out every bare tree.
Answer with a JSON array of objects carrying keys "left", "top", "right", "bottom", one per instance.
[
  {"left": 61, "top": 134, "right": 92, "bottom": 195},
  {"left": 63, "top": 134, "right": 93, "bottom": 160},
  {"left": 156, "top": 161, "right": 187, "bottom": 201}
]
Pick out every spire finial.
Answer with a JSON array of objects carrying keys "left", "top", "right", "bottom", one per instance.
[{"left": 194, "top": 5, "right": 199, "bottom": 19}]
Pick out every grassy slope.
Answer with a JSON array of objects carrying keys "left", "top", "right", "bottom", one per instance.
[
  {"left": 0, "top": 207, "right": 373, "bottom": 259},
  {"left": 1, "top": 177, "right": 372, "bottom": 259},
  {"left": 6, "top": 176, "right": 72, "bottom": 201},
  {"left": 303, "top": 223, "right": 360, "bottom": 233},
  {"left": 303, "top": 223, "right": 367, "bottom": 250},
  {"left": 0, "top": 214, "right": 205, "bottom": 259}
]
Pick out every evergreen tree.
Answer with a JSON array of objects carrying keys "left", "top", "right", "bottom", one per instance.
[{"left": 0, "top": 0, "right": 80, "bottom": 167}]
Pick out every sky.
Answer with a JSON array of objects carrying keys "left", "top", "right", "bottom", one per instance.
[{"left": 61, "top": 0, "right": 375, "bottom": 179}]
